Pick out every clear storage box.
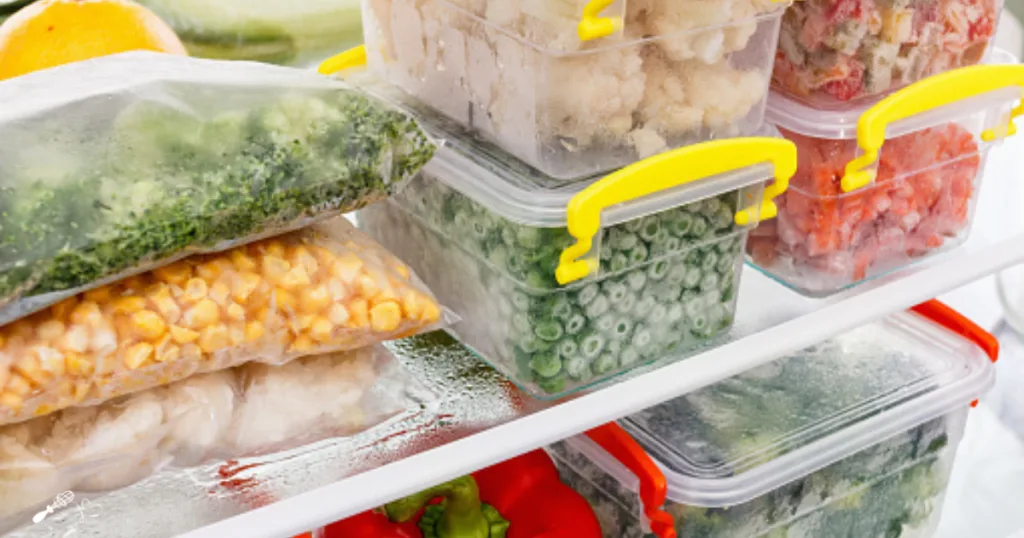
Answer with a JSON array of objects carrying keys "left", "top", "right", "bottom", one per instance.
[
  {"left": 361, "top": 0, "right": 787, "bottom": 180},
  {"left": 773, "top": 0, "right": 1003, "bottom": 109},
  {"left": 358, "top": 126, "right": 796, "bottom": 398},
  {"left": 748, "top": 60, "right": 1024, "bottom": 296},
  {"left": 550, "top": 301, "right": 998, "bottom": 538}
]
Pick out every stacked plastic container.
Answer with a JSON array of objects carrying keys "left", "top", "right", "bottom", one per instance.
[
  {"left": 550, "top": 300, "right": 999, "bottom": 537},
  {"left": 348, "top": 0, "right": 803, "bottom": 398},
  {"left": 749, "top": 0, "right": 1024, "bottom": 295}
]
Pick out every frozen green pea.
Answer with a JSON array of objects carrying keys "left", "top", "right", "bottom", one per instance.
[
  {"left": 666, "top": 264, "right": 689, "bottom": 285},
  {"left": 592, "top": 353, "right": 619, "bottom": 375},
  {"left": 610, "top": 229, "right": 639, "bottom": 251},
  {"left": 647, "top": 259, "right": 670, "bottom": 281},
  {"left": 524, "top": 270, "right": 552, "bottom": 290},
  {"left": 565, "top": 312, "right": 587, "bottom": 335},
  {"left": 690, "top": 215, "right": 709, "bottom": 238},
  {"left": 716, "top": 251, "right": 736, "bottom": 274},
  {"left": 632, "top": 325, "right": 653, "bottom": 350},
  {"left": 580, "top": 331, "right": 607, "bottom": 359},
  {"left": 586, "top": 294, "right": 611, "bottom": 318},
  {"left": 639, "top": 216, "right": 662, "bottom": 243},
  {"left": 647, "top": 303, "right": 669, "bottom": 326},
  {"left": 538, "top": 373, "right": 567, "bottom": 394},
  {"left": 487, "top": 245, "right": 509, "bottom": 271},
  {"left": 614, "top": 293, "right": 637, "bottom": 315},
  {"left": 624, "top": 218, "right": 644, "bottom": 233},
  {"left": 628, "top": 244, "right": 649, "bottom": 266},
  {"left": 685, "top": 297, "right": 705, "bottom": 319},
  {"left": 530, "top": 350, "right": 562, "bottom": 377},
  {"left": 552, "top": 297, "right": 573, "bottom": 320},
  {"left": 600, "top": 245, "right": 614, "bottom": 261},
  {"left": 609, "top": 252, "right": 631, "bottom": 273},
  {"left": 701, "top": 251, "right": 719, "bottom": 273},
  {"left": 578, "top": 283, "right": 600, "bottom": 307},
  {"left": 701, "top": 273, "right": 721, "bottom": 293},
  {"left": 512, "top": 312, "right": 532, "bottom": 333},
  {"left": 611, "top": 317, "right": 633, "bottom": 340},
  {"left": 558, "top": 339, "right": 579, "bottom": 359},
  {"left": 596, "top": 313, "right": 617, "bottom": 333},
  {"left": 671, "top": 213, "right": 694, "bottom": 237},
  {"left": 603, "top": 281, "right": 629, "bottom": 304},
  {"left": 713, "top": 206, "right": 734, "bottom": 230},
  {"left": 667, "top": 303, "right": 685, "bottom": 325},
  {"left": 626, "top": 271, "right": 647, "bottom": 291},
  {"left": 564, "top": 356, "right": 590, "bottom": 380},
  {"left": 620, "top": 347, "right": 641, "bottom": 366},
  {"left": 516, "top": 227, "right": 543, "bottom": 248},
  {"left": 535, "top": 320, "right": 565, "bottom": 342}
]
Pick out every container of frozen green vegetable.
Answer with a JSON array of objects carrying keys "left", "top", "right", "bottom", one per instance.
[
  {"left": 358, "top": 126, "right": 795, "bottom": 399},
  {"left": 549, "top": 300, "right": 999, "bottom": 537}
]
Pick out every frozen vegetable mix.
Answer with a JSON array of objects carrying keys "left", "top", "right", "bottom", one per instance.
[
  {"left": 549, "top": 307, "right": 995, "bottom": 538},
  {"left": 0, "top": 51, "right": 436, "bottom": 325},
  {"left": 773, "top": 0, "right": 1000, "bottom": 106},
  {"left": 363, "top": 0, "right": 785, "bottom": 178},
  {"left": 0, "top": 345, "right": 431, "bottom": 528},
  {"left": 137, "top": 0, "right": 364, "bottom": 65},
  {"left": 0, "top": 217, "right": 443, "bottom": 426}
]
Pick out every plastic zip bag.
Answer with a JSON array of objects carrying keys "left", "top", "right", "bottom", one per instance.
[
  {"left": 136, "top": 0, "right": 364, "bottom": 66},
  {"left": 0, "top": 217, "right": 445, "bottom": 426},
  {"left": 0, "top": 344, "right": 436, "bottom": 530},
  {"left": 0, "top": 51, "right": 437, "bottom": 326}
]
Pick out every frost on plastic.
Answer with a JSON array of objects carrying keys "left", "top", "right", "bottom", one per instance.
[
  {"left": 0, "top": 218, "right": 444, "bottom": 426},
  {"left": 773, "top": 0, "right": 1002, "bottom": 108},
  {"left": 358, "top": 173, "right": 758, "bottom": 398},
  {"left": 362, "top": 0, "right": 784, "bottom": 179},
  {"left": 0, "top": 52, "right": 437, "bottom": 326},
  {"left": 0, "top": 345, "right": 434, "bottom": 529}
]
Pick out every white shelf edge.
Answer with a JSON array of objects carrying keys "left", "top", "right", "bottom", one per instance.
[{"left": 178, "top": 233, "right": 1024, "bottom": 538}]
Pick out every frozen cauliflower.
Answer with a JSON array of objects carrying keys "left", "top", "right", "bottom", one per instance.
[{"left": 159, "top": 370, "right": 237, "bottom": 467}]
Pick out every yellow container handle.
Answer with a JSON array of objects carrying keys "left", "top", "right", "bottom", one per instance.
[
  {"left": 318, "top": 45, "right": 368, "bottom": 75},
  {"left": 555, "top": 138, "right": 797, "bottom": 285},
  {"left": 578, "top": 0, "right": 622, "bottom": 41},
  {"left": 842, "top": 63, "right": 1024, "bottom": 193}
]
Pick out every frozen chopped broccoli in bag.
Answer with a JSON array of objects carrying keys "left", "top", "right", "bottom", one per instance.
[{"left": 0, "top": 52, "right": 436, "bottom": 325}]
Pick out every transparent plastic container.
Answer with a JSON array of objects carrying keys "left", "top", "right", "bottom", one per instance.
[
  {"left": 359, "top": 124, "right": 796, "bottom": 399},
  {"left": 550, "top": 301, "right": 999, "bottom": 538},
  {"left": 773, "top": 0, "right": 1004, "bottom": 110},
  {"left": 748, "top": 59, "right": 1024, "bottom": 296},
  {"left": 360, "top": 0, "right": 787, "bottom": 180}
]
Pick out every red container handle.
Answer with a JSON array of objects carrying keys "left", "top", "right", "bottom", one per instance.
[
  {"left": 910, "top": 299, "right": 999, "bottom": 407},
  {"left": 586, "top": 423, "right": 677, "bottom": 538}
]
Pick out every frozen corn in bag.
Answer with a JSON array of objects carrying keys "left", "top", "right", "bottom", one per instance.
[
  {"left": 0, "top": 345, "right": 433, "bottom": 529},
  {"left": 136, "top": 0, "right": 364, "bottom": 66},
  {"left": 0, "top": 217, "right": 443, "bottom": 426},
  {"left": 0, "top": 51, "right": 436, "bottom": 326}
]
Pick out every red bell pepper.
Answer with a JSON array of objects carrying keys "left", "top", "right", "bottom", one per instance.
[{"left": 321, "top": 450, "right": 601, "bottom": 538}]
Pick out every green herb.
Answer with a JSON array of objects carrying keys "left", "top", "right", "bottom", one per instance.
[{"left": 0, "top": 88, "right": 435, "bottom": 320}]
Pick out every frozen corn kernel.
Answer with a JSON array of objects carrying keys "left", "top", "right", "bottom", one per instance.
[
  {"left": 280, "top": 266, "right": 311, "bottom": 290},
  {"left": 230, "top": 250, "right": 258, "bottom": 272},
  {"left": 357, "top": 274, "right": 380, "bottom": 298},
  {"left": 124, "top": 343, "right": 155, "bottom": 370},
  {"left": 289, "top": 335, "right": 316, "bottom": 353},
  {"left": 183, "top": 299, "right": 220, "bottom": 329},
  {"left": 290, "top": 245, "right": 321, "bottom": 275},
  {"left": 420, "top": 301, "right": 441, "bottom": 324},
  {"left": 36, "top": 320, "right": 65, "bottom": 342},
  {"left": 210, "top": 281, "right": 231, "bottom": 306},
  {"left": 300, "top": 285, "right": 332, "bottom": 314},
  {"left": 348, "top": 299, "right": 369, "bottom": 328},
  {"left": 401, "top": 291, "right": 424, "bottom": 320},
  {"left": 198, "top": 326, "right": 230, "bottom": 354},
  {"left": 197, "top": 259, "right": 231, "bottom": 281},
  {"left": 66, "top": 353, "right": 94, "bottom": 376},
  {"left": 226, "top": 303, "right": 246, "bottom": 321},
  {"left": 156, "top": 344, "right": 181, "bottom": 363},
  {"left": 182, "top": 278, "right": 210, "bottom": 303},
  {"left": 331, "top": 254, "right": 364, "bottom": 283},
  {"left": 153, "top": 262, "right": 192, "bottom": 284},
  {"left": 328, "top": 303, "right": 350, "bottom": 325},
  {"left": 309, "top": 317, "right": 334, "bottom": 342},
  {"left": 391, "top": 262, "right": 411, "bottom": 279},
  {"left": 170, "top": 325, "right": 200, "bottom": 345},
  {"left": 152, "top": 294, "right": 182, "bottom": 325},
  {"left": 132, "top": 310, "right": 168, "bottom": 340},
  {"left": 244, "top": 321, "right": 265, "bottom": 343},
  {"left": 0, "top": 392, "right": 22, "bottom": 411},
  {"left": 83, "top": 287, "right": 113, "bottom": 303},
  {"left": 232, "top": 272, "right": 262, "bottom": 302},
  {"left": 57, "top": 325, "right": 91, "bottom": 354},
  {"left": 289, "top": 314, "right": 316, "bottom": 334},
  {"left": 262, "top": 255, "right": 290, "bottom": 284},
  {"left": 0, "top": 366, "right": 8, "bottom": 391},
  {"left": 89, "top": 328, "right": 118, "bottom": 356},
  {"left": 36, "top": 347, "right": 66, "bottom": 376},
  {"left": 273, "top": 288, "right": 298, "bottom": 313},
  {"left": 13, "top": 356, "right": 48, "bottom": 387},
  {"left": 6, "top": 373, "right": 32, "bottom": 396},
  {"left": 70, "top": 301, "right": 103, "bottom": 326},
  {"left": 111, "top": 296, "right": 147, "bottom": 315},
  {"left": 51, "top": 297, "right": 78, "bottom": 321},
  {"left": 264, "top": 239, "right": 287, "bottom": 259},
  {"left": 370, "top": 301, "right": 402, "bottom": 333}
]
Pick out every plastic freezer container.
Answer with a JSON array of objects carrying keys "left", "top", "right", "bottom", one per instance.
[
  {"left": 361, "top": 0, "right": 787, "bottom": 180},
  {"left": 359, "top": 129, "right": 796, "bottom": 399},
  {"left": 748, "top": 61, "right": 1024, "bottom": 296},
  {"left": 773, "top": 0, "right": 1003, "bottom": 109},
  {"left": 549, "top": 300, "right": 999, "bottom": 538}
]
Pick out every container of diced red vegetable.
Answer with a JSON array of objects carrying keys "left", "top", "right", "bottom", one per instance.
[
  {"left": 748, "top": 59, "right": 1024, "bottom": 296},
  {"left": 773, "top": 0, "right": 1003, "bottom": 109}
]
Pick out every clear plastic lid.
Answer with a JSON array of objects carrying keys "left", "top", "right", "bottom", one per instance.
[
  {"left": 766, "top": 48, "right": 1022, "bottom": 141},
  {"left": 569, "top": 308, "right": 996, "bottom": 507},
  {"left": 420, "top": 112, "right": 781, "bottom": 229}
]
